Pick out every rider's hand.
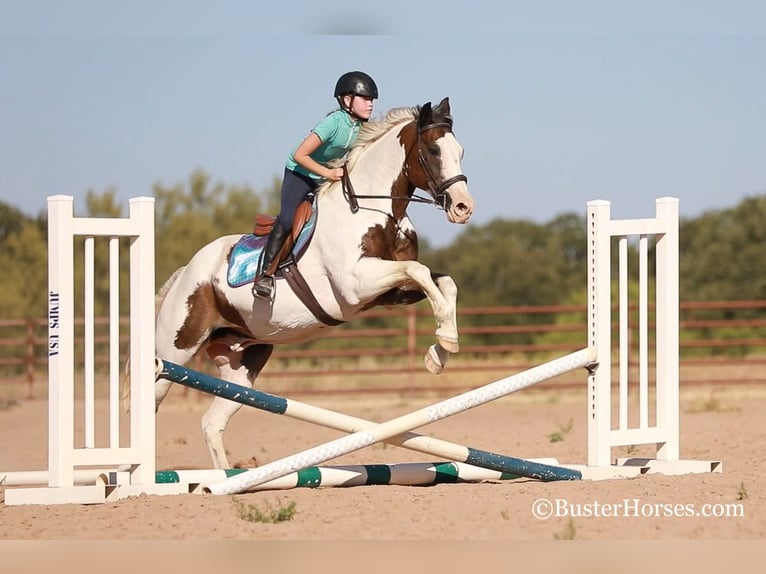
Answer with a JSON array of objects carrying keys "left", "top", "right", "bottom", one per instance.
[{"left": 325, "top": 168, "right": 344, "bottom": 182}]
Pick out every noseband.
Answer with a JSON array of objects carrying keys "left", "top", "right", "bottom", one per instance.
[{"left": 341, "top": 119, "right": 468, "bottom": 213}]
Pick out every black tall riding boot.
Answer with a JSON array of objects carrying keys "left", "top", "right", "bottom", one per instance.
[{"left": 253, "top": 222, "right": 289, "bottom": 299}]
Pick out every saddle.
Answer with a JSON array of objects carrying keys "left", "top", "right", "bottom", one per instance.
[
  {"left": 227, "top": 199, "right": 344, "bottom": 326},
  {"left": 249, "top": 200, "right": 343, "bottom": 326}
]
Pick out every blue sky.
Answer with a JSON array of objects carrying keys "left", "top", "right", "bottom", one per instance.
[{"left": 1, "top": 2, "right": 765, "bottom": 246}]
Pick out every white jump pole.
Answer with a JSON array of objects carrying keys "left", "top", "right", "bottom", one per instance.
[{"left": 205, "top": 347, "right": 595, "bottom": 495}]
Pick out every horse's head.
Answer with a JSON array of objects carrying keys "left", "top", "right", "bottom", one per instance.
[{"left": 404, "top": 97, "right": 474, "bottom": 224}]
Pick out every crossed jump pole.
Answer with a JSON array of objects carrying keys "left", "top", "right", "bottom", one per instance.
[
  {"left": 206, "top": 348, "right": 593, "bottom": 494},
  {"left": 155, "top": 352, "right": 592, "bottom": 491}
]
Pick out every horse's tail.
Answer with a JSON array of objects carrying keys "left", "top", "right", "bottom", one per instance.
[
  {"left": 155, "top": 265, "right": 186, "bottom": 313},
  {"left": 121, "top": 266, "right": 187, "bottom": 414}
]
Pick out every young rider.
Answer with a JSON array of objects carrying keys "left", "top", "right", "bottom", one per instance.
[{"left": 253, "top": 71, "right": 378, "bottom": 299}]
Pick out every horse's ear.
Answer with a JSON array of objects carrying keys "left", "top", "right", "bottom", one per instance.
[
  {"left": 418, "top": 101, "right": 433, "bottom": 127},
  {"left": 434, "top": 97, "right": 451, "bottom": 116}
]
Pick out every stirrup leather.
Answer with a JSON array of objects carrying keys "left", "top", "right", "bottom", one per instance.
[{"left": 252, "top": 275, "right": 274, "bottom": 300}]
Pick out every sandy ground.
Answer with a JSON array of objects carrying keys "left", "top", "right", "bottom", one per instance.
[{"left": 1, "top": 383, "right": 765, "bottom": 541}]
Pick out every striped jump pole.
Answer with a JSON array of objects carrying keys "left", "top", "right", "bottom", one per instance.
[
  {"left": 194, "top": 348, "right": 595, "bottom": 495},
  {"left": 156, "top": 462, "right": 520, "bottom": 489},
  {"left": 105, "top": 460, "right": 550, "bottom": 492},
  {"left": 5, "top": 458, "right": 558, "bottom": 489},
  {"left": 157, "top": 355, "right": 589, "bottom": 485},
  {"left": 4, "top": 458, "right": 556, "bottom": 489}
]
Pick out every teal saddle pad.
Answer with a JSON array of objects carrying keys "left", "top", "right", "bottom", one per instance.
[{"left": 227, "top": 207, "right": 318, "bottom": 288}]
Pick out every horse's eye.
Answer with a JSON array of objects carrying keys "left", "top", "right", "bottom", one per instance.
[{"left": 427, "top": 146, "right": 439, "bottom": 156}]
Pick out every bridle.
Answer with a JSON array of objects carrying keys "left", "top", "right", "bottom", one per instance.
[
  {"left": 341, "top": 120, "right": 468, "bottom": 214},
  {"left": 411, "top": 121, "right": 468, "bottom": 211}
]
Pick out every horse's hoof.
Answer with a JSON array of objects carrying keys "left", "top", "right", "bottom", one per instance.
[
  {"left": 436, "top": 336, "right": 459, "bottom": 354},
  {"left": 424, "top": 352, "right": 443, "bottom": 374},
  {"left": 424, "top": 344, "right": 447, "bottom": 375}
]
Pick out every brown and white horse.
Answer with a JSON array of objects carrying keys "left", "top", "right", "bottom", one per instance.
[{"left": 154, "top": 98, "right": 474, "bottom": 468}]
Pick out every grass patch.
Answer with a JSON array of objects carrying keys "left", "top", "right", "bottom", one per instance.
[
  {"left": 553, "top": 519, "right": 577, "bottom": 540},
  {"left": 622, "top": 444, "right": 638, "bottom": 455},
  {"left": 687, "top": 393, "right": 738, "bottom": 414},
  {"left": 545, "top": 393, "right": 561, "bottom": 405},
  {"left": 0, "top": 398, "right": 20, "bottom": 412},
  {"left": 737, "top": 482, "right": 748, "bottom": 501},
  {"left": 232, "top": 497, "right": 297, "bottom": 523},
  {"left": 547, "top": 418, "right": 574, "bottom": 443}
]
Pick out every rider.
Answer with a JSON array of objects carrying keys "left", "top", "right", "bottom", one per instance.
[{"left": 253, "top": 70, "right": 378, "bottom": 300}]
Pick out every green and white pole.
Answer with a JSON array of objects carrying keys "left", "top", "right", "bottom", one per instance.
[
  {"left": 4, "top": 459, "right": 552, "bottom": 490},
  {"left": 105, "top": 460, "right": 558, "bottom": 492}
]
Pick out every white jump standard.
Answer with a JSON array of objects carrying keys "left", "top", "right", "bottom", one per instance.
[
  {"left": 577, "top": 197, "right": 721, "bottom": 478},
  {"left": 4, "top": 195, "right": 187, "bottom": 505}
]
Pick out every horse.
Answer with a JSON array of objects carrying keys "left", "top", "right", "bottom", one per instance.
[{"left": 153, "top": 97, "right": 475, "bottom": 469}]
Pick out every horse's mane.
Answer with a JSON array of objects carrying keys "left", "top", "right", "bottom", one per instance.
[{"left": 315, "top": 106, "right": 419, "bottom": 196}]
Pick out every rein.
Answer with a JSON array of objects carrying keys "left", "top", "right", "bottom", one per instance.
[
  {"left": 341, "top": 120, "right": 468, "bottom": 213},
  {"left": 341, "top": 165, "right": 440, "bottom": 213}
]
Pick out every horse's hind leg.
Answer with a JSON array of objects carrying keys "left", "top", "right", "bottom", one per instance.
[{"left": 201, "top": 340, "right": 274, "bottom": 469}]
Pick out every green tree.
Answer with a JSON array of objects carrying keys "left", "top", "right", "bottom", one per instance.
[
  {"left": 421, "top": 213, "right": 587, "bottom": 308},
  {"left": 0, "top": 219, "right": 48, "bottom": 319},
  {"left": 680, "top": 195, "right": 766, "bottom": 303},
  {"left": 152, "top": 168, "right": 277, "bottom": 287},
  {"left": 2, "top": 174, "right": 765, "bottom": 361},
  {"left": 418, "top": 213, "right": 589, "bottom": 348},
  {"left": 0, "top": 201, "right": 26, "bottom": 243},
  {"left": 85, "top": 187, "right": 124, "bottom": 217}
]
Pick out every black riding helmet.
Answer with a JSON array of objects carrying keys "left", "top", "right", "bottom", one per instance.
[
  {"left": 334, "top": 71, "right": 379, "bottom": 99},
  {"left": 334, "top": 71, "right": 378, "bottom": 120}
]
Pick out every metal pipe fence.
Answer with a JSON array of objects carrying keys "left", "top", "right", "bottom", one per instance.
[{"left": 1, "top": 300, "right": 765, "bottom": 399}]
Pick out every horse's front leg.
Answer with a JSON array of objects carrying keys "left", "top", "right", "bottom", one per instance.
[
  {"left": 423, "top": 274, "right": 459, "bottom": 374},
  {"left": 353, "top": 259, "right": 459, "bottom": 360}
]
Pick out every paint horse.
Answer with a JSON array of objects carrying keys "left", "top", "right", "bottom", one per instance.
[{"left": 154, "top": 98, "right": 475, "bottom": 468}]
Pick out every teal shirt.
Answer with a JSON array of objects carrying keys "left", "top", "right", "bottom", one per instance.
[{"left": 286, "top": 110, "right": 361, "bottom": 180}]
